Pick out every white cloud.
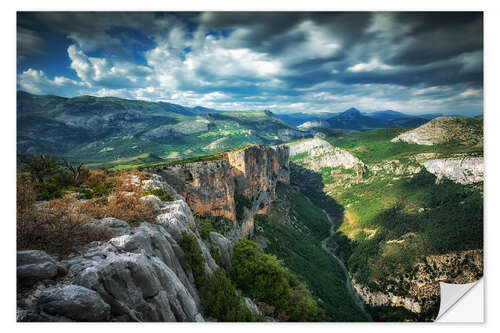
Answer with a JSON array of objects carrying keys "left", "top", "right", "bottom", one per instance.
[
  {"left": 17, "top": 68, "right": 83, "bottom": 95},
  {"left": 347, "top": 58, "right": 394, "bottom": 72},
  {"left": 459, "top": 88, "right": 482, "bottom": 98},
  {"left": 67, "top": 44, "right": 152, "bottom": 88}
]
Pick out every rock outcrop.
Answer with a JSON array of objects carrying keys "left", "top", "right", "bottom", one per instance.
[
  {"left": 422, "top": 157, "right": 484, "bottom": 184},
  {"left": 353, "top": 249, "right": 483, "bottom": 316},
  {"left": 150, "top": 145, "right": 290, "bottom": 240},
  {"left": 391, "top": 116, "right": 483, "bottom": 146},
  {"left": 287, "top": 138, "right": 366, "bottom": 174},
  {"left": 17, "top": 177, "right": 235, "bottom": 322},
  {"left": 297, "top": 120, "right": 330, "bottom": 131}
]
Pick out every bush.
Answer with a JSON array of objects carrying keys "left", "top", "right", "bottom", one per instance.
[
  {"left": 105, "top": 185, "right": 158, "bottom": 226},
  {"left": 142, "top": 187, "right": 174, "bottom": 202},
  {"left": 199, "top": 268, "right": 255, "bottom": 322},
  {"left": 181, "top": 231, "right": 205, "bottom": 282},
  {"left": 180, "top": 231, "right": 255, "bottom": 321},
  {"left": 195, "top": 218, "right": 216, "bottom": 240},
  {"left": 20, "top": 154, "right": 59, "bottom": 183},
  {"left": 17, "top": 178, "right": 110, "bottom": 258}
]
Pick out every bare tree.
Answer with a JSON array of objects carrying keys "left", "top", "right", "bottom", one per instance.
[{"left": 63, "top": 159, "right": 84, "bottom": 184}]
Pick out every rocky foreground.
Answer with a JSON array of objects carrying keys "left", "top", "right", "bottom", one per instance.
[{"left": 17, "top": 176, "right": 255, "bottom": 322}]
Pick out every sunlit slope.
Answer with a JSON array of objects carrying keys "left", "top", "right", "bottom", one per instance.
[{"left": 17, "top": 91, "right": 308, "bottom": 165}]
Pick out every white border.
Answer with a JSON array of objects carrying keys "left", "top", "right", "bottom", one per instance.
[{"left": 2, "top": 1, "right": 499, "bottom": 332}]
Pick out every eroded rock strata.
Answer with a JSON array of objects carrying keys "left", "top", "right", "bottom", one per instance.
[{"left": 150, "top": 145, "right": 290, "bottom": 240}]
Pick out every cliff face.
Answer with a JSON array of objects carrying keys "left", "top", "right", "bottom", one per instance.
[
  {"left": 287, "top": 138, "right": 366, "bottom": 175},
  {"left": 17, "top": 177, "right": 236, "bottom": 322},
  {"left": 151, "top": 145, "right": 290, "bottom": 240},
  {"left": 422, "top": 157, "right": 484, "bottom": 184}
]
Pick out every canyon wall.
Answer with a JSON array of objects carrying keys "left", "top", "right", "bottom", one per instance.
[{"left": 150, "top": 145, "right": 290, "bottom": 240}]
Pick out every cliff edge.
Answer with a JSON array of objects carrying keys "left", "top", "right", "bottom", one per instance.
[{"left": 150, "top": 145, "right": 290, "bottom": 240}]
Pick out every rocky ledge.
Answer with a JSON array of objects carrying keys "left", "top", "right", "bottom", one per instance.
[{"left": 17, "top": 177, "right": 243, "bottom": 322}]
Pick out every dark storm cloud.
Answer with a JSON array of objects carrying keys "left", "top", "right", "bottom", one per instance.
[
  {"left": 17, "top": 11, "right": 484, "bottom": 115},
  {"left": 17, "top": 27, "right": 45, "bottom": 57},
  {"left": 388, "top": 12, "right": 483, "bottom": 66}
]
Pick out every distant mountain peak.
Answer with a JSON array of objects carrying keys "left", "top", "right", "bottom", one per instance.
[
  {"left": 338, "top": 108, "right": 363, "bottom": 119},
  {"left": 343, "top": 107, "right": 361, "bottom": 114}
]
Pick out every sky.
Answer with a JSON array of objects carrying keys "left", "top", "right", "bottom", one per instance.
[{"left": 16, "top": 12, "right": 483, "bottom": 116}]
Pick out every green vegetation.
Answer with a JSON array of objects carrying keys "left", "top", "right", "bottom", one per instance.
[
  {"left": 19, "top": 91, "right": 307, "bottom": 169},
  {"left": 325, "top": 128, "right": 483, "bottom": 164},
  {"left": 142, "top": 187, "right": 174, "bottom": 202},
  {"left": 252, "top": 183, "right": 369, "bottom": 321},
  {"left": 19, "top": 154, "right": 100, "bottom": 200},
  {"left": 275, "top": 182, "right": 330, "bottom": 240},
  {"left": 195, "top": 218, "right": 217, "bottom": 241},
  {"left": 231, "top": 239, "right": 325, "bottom": 321},
  {"left": 180, "top": 231, "right": 255, "bottom": 322},
  {"left": 254, "top": 214, "right": 367, "bottom": 321},
  {"left": 290, "top": 151, "right": 309, "bottom": 162},
  {"left": 234, "top": 193, "right": 252, "bottom": 222},
  {"left": 321, "top": 169, "right": 484, "bottom": 287}
]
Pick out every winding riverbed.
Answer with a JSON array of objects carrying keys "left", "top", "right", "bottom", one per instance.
[{"left": 321, "top": 209, "right": 373, "bottom": 321}]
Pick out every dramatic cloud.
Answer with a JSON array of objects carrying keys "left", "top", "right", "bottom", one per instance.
[
  {"left": 17, "top": 27, "right": 45, "bottom": 58},
  {"left": 16, "top": 12, "right": 483, "bottom": 116}
]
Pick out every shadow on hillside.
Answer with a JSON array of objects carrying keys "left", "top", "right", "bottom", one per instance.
[{"left": 289, "top": 162, "right": 345, "bottom": 230}]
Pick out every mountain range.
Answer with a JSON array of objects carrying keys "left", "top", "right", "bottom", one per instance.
[
  {"left": 17, "top": 91, "right": 308, "bottom": 166},
  {"left": 296, "top": 108, "right": 445, "bottom": 131},
  {"left": 16, "top": 91, "right": 468, "bottom": 167},
  {"left": 276, "top": 108, "right": 444, "bottom": 129}
]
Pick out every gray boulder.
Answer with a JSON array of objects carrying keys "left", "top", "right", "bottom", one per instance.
[
  {"left": 37, "top": 284, "right": 110, "bottom": 321},
  {"left": 17, "top": 250, "right": 64, "bottom": 285}
]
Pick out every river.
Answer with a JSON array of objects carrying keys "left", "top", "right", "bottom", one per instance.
[{"left": 320, "top": 209, "right": 373, "bottom": 321}]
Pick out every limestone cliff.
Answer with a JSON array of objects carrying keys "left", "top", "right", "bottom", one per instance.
[
  {"left": 422, "top": 157, "right": 484, "bottom": 184},
  {"left": 16, "top": 177, "right": 239, "bottom": 322},
  {"left": 287, "top": 138, "right": 366, "bottom": 175},
  {"left": 150, "top": 145, "right": 290, "bottom": 240}
]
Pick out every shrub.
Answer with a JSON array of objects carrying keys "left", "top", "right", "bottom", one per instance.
[
  {"left": 195, "top": 218, "right": 216, "bottom": 240},
  {"left": 180, "top": 231, "right": 255, "bottom": 321},
  {"left": 198, "top": 268, "right": 255, "bottom": 322},
  {"left": 142, "top": 187, "right": 174, "bottom": 202},
  {"left": 20, "top": 154, "right": 59, "bottom": 183},
  {"left": 181, "top": 231, "right": 205, "bottom": 282},
  {"left": 105, "top": 188, "right": 158, "bottom": 226},
  {"left": 17, "top": 180, "right": 110, "bottom": 258}
]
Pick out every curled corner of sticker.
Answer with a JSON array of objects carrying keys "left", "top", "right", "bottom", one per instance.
[{"left": 435, "top": 278, "right": 483, "bottom": 322}]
